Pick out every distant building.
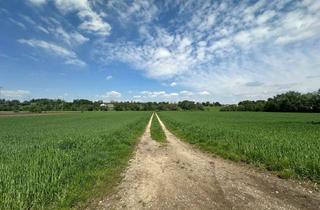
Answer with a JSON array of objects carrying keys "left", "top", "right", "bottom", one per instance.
[
  {"left": 106, "top": 103, "right": 114, "bottom": 110},
  {"left": 100, "top": 103, "right": 114, "bottom": 110}
]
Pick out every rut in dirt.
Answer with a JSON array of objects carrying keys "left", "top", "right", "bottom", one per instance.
[{"left": 94, "top": 113, "right": 320, "bottom": 210}]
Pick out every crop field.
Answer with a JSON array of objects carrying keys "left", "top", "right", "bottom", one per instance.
[
  {"left": 150, "top": 114, "right": 166, "bottom": 143},
  {"left": 0, "top": 112, "right": 150, "bottom": 209},
  {"left": 158, "top": 111, "right": 320, "bottom": 182}
]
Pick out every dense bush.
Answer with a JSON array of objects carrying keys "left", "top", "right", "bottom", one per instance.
[{"left": 177, "top": 100, "right": 204, "bottom": 111}]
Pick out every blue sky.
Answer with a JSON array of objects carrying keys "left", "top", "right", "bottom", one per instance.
[{"left": 0, "top": 0, "right": 319, "bottom": 103}]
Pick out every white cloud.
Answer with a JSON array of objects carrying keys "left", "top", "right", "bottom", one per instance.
[
  {"left": 8, "top": 18, "right": 26, "bottom": 29},
  {"left": 131, "top": 89, "right": 212, "bottom": 102},
  {"left": 168, "top": 93, "right": 179, "bottom": 97},
  {"left": 18, "top": 39, "right": 86, "bottom": 67},
  {"left": 106, "top": 75, "right": 113, "bottom": 80},
  {"left": 22, "top": 14, "right": 89, "bottom": 46},
  {"left": 198, "top": 91, "right": 210, "bottom": 96},
  {"left": 53, "top": 27, "right": 89, "bottom": 46},
  {"left": 1, "top": 89, "right": 31, "bottom": 99},
  {"left": 180, "top": 47, "right": 320, "bottom": 102},
  {"left": 233, "top": 31, "right": 252, "bottom": 46},
  {"left": 64, "top": 59, "right": 86, "bottom": 67},
  {"left": 77, "top": 10, "right": 111, "bottom": 36},
  {"left": 154, "top": 47, "right": 171, "bottom": 59},
  {"left": 19, "top": 15, "right": 51, "bottom": 35},
  {"left": 28, "top": 0, "right": 46, "bottom": 6},
  {"left": 100, "top": 91, "right": 122, "bottom": 100},
  {"left": 128, "top": 90, "right": 183, "bottom": 102},
  {"left": 108, "top": 0, "right": 159, "bottom": 24},
  {"left": 274, "top": 9, "right": 320, "bottom": 45},
  {"left": 140, "top": 90, "right": 178, "bottom": 99},
  {"left": 303, "top": 0, "right": 320, "bottom": 13},
  {"left": 180, "top": 90, "right": 194, "bottom": 96},
  {"left": 95, "top": 0, "right": 320, "bottom": 102},
  {"left": 170, "top": 82, "right": 177, "bottom": 87},
  {"left": 28, "top": 0, "right": 111, "bottom": 36},
  {"left": 54, "top": 0, "right": 88, "bottom": 11},
  {"left": 97, "top": 38, "right": 196, "bottom": 79},
  {"left": 53, "top": 0, "right": 111, "bottom": 36},
  {"left": 37, "top": 25, "right": 49, "bottom": 34},
  {"left": 23, "top": 0, "right": 320, "bottom": 102},
  {"left": 20, "top": 14, "right": 36, "bottom": 25},
  {"left": 18, "top": 39, "right": 73, "bottom": 57},
  {"left": 257, "top": 10, "right": 276, "bottom": 24}
]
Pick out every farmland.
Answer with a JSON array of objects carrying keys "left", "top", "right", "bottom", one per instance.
[
  {"left": 158, "top": 111, "right": 320, "bottom": 182},
  {"left": 1, "top": 110, "right": 320, "bottom": 209},
  {"left": 0, "top": 112, "right": 150, "bottom": 209}
]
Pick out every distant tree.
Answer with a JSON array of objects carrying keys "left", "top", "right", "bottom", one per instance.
[
  {"left": 29, "top": 104, "right": 42, "bottom": 113},
  {"left": 178, "top": 100, "right": 195, "bottom": 110},
  {"left": 238, "top": 100, "right": 256, "bottom": 111},
  {"left": 255, "top": 100, "right": 266, "bottom": 111},
  {"left": 220, "top": 90, "right": 320, "bottom": 113},
  {"left": 220, "top": 105, "right": 238, "bottom": 111},
  {"left": 202, "top": 101, "right": 210, "bottom": 106}
]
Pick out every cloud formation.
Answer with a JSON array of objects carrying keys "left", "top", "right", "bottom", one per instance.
[
  {"left": 27, "top": 0, "right": 46, "bottom": 6},
  {"left": 53, "top": 27, "right": 89, "bottom": 46},
  {"left": 106, "top": 75, "right": 113, "bottom": 80},
  {"left": 18, "top": 39, "right": 86, "bottom": 66},
  {"left": 170, "top": 82, "right": 177, "bottom": 87},
  {"left": 100, "top": 91, "right": 122, "bottom": 101},
  {"left": 1, "top": 89, "right": 31, "bottom": 99},
  {"left": 12, "top": 0, "right": 320, "bottom": 102},
  {"left": 95, "top": 0, "right": 320, "bottom": 102},
  {"left": 130, "top": 89, "right": 211, "bottom": 102},
  {"left": 28, "top": 0, "right": 111, "bottom": 36},
  {"left": 54, "top": 0, "right": 111, "bottom": 36}
]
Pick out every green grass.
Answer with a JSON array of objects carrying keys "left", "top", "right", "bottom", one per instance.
[
  {"left": 150, "top": 114, "right": 166, "bottom": 143},
  {"left": 158, "top": 111, "right": 320, "bottom": 182},
  {"left": 0, "top": 112, "right": 150, "bottom": 209}
]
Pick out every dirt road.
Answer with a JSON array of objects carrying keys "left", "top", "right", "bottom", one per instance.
[{"left": 95, "top": 114, "right": 320, "bottom": 210}]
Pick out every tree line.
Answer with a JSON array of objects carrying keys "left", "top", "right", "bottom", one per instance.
[
  {"left": 0, "top": 98, "right": 221, "bottom": 112},
  {"left": 113, "top": 101, "right": 221, "bottom": 111},
  {"left": 221, "top": 90, "right": 320, "bottom": 112},
  {"left": 2, "top": 89, "right": 318, "bottom": 113}
]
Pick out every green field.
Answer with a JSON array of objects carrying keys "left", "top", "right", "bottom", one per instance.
[
  {"left": 1, "top": 110, "right": 320, "bottom": 209},
  {"left": 159, "top": 111, "right": 320, "bottom": 182},
  {"left": 150, "top": 114, "right": 166, "bottom": 143},
  {"left": 0, "top": 112, "right": 150, "bottom": 209}
]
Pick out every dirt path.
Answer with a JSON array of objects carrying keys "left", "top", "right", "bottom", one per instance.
[{"left": 95, "top": 113, "right": 320, "bottom": 210}]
